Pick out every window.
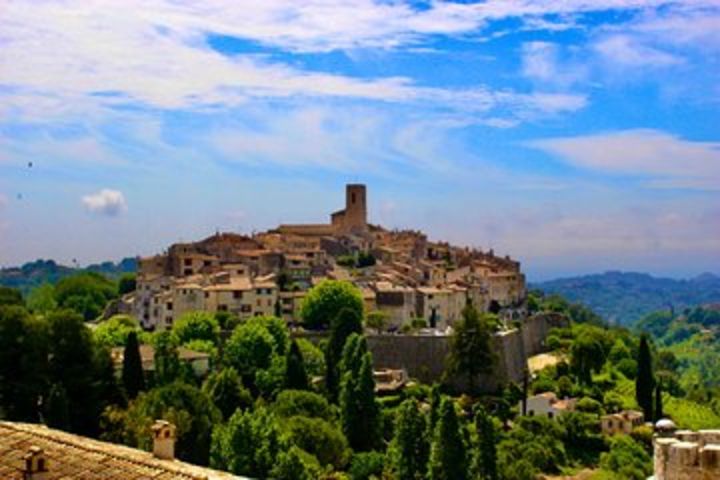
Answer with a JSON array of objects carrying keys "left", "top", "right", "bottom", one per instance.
[
  {"left": 166, "top": 302, "right": 173, "bottom": 310},
  {"left": 548, "top": 412, "right": 554, "bottom": 419},
  {"left": 351, "top": 192, "right": 356, "bottom": 204},
  {"left": 203, "top": 260, "right": 211, "bottom": 267},
  {"left": 218, "top": 304, "right": 228, "bottom": 312},
  {"left": 256, "top": 289, "right": 263, "bottom": 295},
  {"left": 241, "top": 304, "right": 252, "bottom": 313},
  {"left": 204, "top": 292, "right": 209, "bottom": 298},
  {"left": 183, "top": 268, "right": 193, "bottom": 275},
  {"left": 256, "top": 299, "right": 262, "bottom": 307},
  {"left": 184, "top": 258, "right": 192, "bottom": 266},
  {"left": 233, "top": 291, "right": 242, "bottom": 299}
]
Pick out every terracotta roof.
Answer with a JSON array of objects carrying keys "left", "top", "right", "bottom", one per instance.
[{"left": 0, "top": 421, "right": 246, "bottom": 479}]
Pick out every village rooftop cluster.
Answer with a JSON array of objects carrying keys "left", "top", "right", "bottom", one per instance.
[{"left": 129, "top": 185, "right": 526, "bottom": 332}]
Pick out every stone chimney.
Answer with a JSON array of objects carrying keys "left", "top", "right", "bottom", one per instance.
[
  {"left": 22, "top": 446, "right": 48, "bottom": 480},
  {"left": 151, "top": 420, "right": 176, "bottom": 460}
]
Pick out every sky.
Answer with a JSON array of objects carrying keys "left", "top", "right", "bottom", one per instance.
[{"left": 0, "top": 0, "right": 719, "bottom": 281}]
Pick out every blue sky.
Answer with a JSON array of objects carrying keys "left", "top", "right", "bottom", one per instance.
[{"left": 0, "top": 1, "right": 719, "bottom": 280}]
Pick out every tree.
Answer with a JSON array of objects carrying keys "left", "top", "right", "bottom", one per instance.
[
  {"left": 326, "top": 308, "right": 363, "bottom": 399},
  {"left": 428, "top": 397, "right": 467, "bottom": 480},
  {"left": 46, "top": 309, "right": 101, "bottom": 435},
  {"left": 446, "top": 305, "right": 494, "bottom": 393},
  {"left": 272, "top": 389, "right": 335, "bottom": 422},
  {"left": 54, "top": 272, "right": 117, "bottom": 321},
  {"left": 273, "top": 446, "right": 321, "bottom": 480},
  {"left": 118, "top": 273, "right": 137, "bottom": 295},
  {"left": 284, "top": 415, "right": 350, "bottom": 470},
  {"left": 153, "top": 332, "right": 182, "bottom": 386},
  {"left": 366, "top": 310, "right": 388, "bottom": 333},
  {"left": 473, "top": 405, "right": 498, "bottom": 480},
  {"left": 210, "top": 407, "right": 284, "bottom": 477},
  {"left": 45, "top": 383, "right": 70, "bottom": 430},
  {"left": 655, "top": 382, "right": 664, "bottom": 421},
  {"left": 94, "top": 314, "right": 143, "bottom": 348},
  {"left": 599, "top": 436, "right": 652, "bottom": 480},
  {"left": 26, "top": 283, "right": 57, "bottom": 314},
  {"left": 172, "top": 311, "right": 221, "bottom": 346},
  {"left": 122, "top": 331, "right": 145, "bottom": 400},
  {"left": 223, "top": 320, "right": 277, "bottom": 390},
  {"left": 349, "top": 451, "right": 385, "bottom": 480},
  {"left": 0, "top": 306, "right": 48, "bottom": 422},
  {"left": 285, "top": 339, "right": 309, "bottom": 390},
  {"left": 341, "top": 352, "right": 380, "bottom": 452},
  {"left": 0, "top": 286, "right": 24, "bottom": 307},
  {"left": 570, "top": 327, "right": 610, "bottom": 384},
  {"left": 123, "top": 381, "right": 220, "bottom": 465},
  {"left": 300, "top": 279, "right": 364, "bottom": 330},
  {"left": 202, "top": 367, "right": 252, "bottom": 420},
  {"left": 636, "top": 334, "right": 655, "bottom": 421},
  {"left": 390, "top": 398, "right": 429, "bottom": 480}
]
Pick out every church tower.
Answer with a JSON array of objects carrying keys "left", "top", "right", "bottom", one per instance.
[{"left": 344, "top": 184, "right": 367, "bottom": 233}]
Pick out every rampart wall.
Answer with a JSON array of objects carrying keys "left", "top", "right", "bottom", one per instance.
[{"left": 296, "top": 313, "right": 566, "bottom": 392}]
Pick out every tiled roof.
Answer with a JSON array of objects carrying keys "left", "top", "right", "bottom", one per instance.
[{"left": 0, "top": 421, "right": 245, "bottom": 480}]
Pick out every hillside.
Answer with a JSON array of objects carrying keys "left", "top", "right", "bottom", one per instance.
[
  {"left": 532, "top": 271, "right": 720, "bottom": 325},
  {"left": 0, "top": 258, "right": 136, "bottom": 294}
]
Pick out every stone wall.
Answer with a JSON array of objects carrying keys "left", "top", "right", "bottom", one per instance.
[
  {"left": 296, "top": 313, "right": 565, "bottom": 392},
  {"left": 654, "top": 430, "right": 720, "bottom": 480}
]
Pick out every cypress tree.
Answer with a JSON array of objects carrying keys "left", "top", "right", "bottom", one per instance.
[
  {"left": 473, "top": 405, "right": 498, "bottom": 480},
  {"left": 391, "top": 398, "right": 429, "bottom": 480},
  {"left": 428, "top": 397, "right": 467, "bottom": 480},
  {"left": 635, "top": 334, "right": 654, "bottom": 421},
  {"left": 655, "top": 382, "right": 664, "bottom": 421},
  {"left": 45, "top": 383, "right": 70, "bottom": 430},
  {"left": 326, "top": 307, "right": 362, "bottom": 400},
  {"left": 447, "top": 304, "right": 494, "bottom": 393},
  {"left": 341, "top": 352, "right": 379, "bottom": 451},
  {"left": 122, "top": 331, "right": 145, "bottom": 400},
  {"left": 154, "top": 331, "right": 181, "bottom": 386},
  {"left": 429, "top": 383, "right": 442, "bottom": 432},
  {"left": 284, "top": 339, "right": 309, "bottom": 390}
]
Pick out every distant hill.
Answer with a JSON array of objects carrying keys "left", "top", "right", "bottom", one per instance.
[
  {"left": 532, "top": 271, "right": 720, "bottom": 326},
  {"left": 0, "top": 258, "right": 137, "bottom": 294}
]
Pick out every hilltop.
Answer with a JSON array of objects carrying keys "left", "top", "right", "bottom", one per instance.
[
  {"left": 532, "top": 271, "right": 720, "bottom": 326},
  {"left": 0, "top": 258, "right": 136, "bottom": 294}
]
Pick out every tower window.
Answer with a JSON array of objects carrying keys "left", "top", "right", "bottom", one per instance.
[{"left": 351, "top": 192, "right": 356, "bottom": 204}]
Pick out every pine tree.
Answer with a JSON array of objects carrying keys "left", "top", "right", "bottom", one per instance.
[
  {"left": 635, "top": 334, "right": 655, "bottom": 421},
  {"left": 45, "top": 383, "right": 70, "bottom": 430},
  {"left": 122, "top": 331, "right": 145, "bottom": 400},
  {"left": 391, "top": 398, "right": 429, "bottom": 480},
  {"left": 473, "top": 405, "right": 498, "bottom": 480},
  {"left": 285, "top": 339, "right": 309, "bottom": 390},
  {"left": 341, "top": 352, "right": 379, "bottom": 452},
  {"left": 428, "top": 397, "right": 468, "bottom": 480},
  {"left": 655, "top": 382, "right": 664, "bottom": 421}
]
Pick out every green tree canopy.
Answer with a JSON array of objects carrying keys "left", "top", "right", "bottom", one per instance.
[
  {"left": 54, "top": 272, "right": 117, "bottom": 321},
  {"left": 428, "top": 397, "right": 467, "bottom": 480},
  {"left": 0, "top": 305, "right": 48, "bottom": 421},
  {"left": 94, "top": 314, "right": 143, "bottom": 348},
  {"left": 284, "top": 415, "right": 350, "bottom": 470},
  {"left": 326, "top": 308, "right": 363, "bottom": 399},
  {"left": 340, "top": 351, "right": 380, "bottom": 452},
  {"left": 446, "top": 304, "right": 494, "bottom": 392},
  {"left": 273, "top": 389, "right": 336, "bottom": 422},
  {"left": 285, "top": 339, "right": 309, "bottom": 390},
  {"left": 636, "top": 334, "right": 655, "bottom": 421},
  {"left": 0, "top": 286, "right": 24, "bottom": 307},
  {"left": 300, "top": 280, "right": 364, "bottom": 330},
  {"left": 122, "top": 331, "right": 145, "bottom": 400},
  {"left": 390, "top": 398, "right": 429, "bottom": 480},
  {"left": 172, "top": 311, "right": 221, "bottom": 346},
  {"left": 202, "top": 367, "right": 252, "bottom": 420}
]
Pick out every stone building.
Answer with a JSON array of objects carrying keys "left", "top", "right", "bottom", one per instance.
[{"left": 601, "top": 410, "right": 644, "bottom": 436}]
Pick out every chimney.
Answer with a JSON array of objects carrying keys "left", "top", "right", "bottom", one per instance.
[
  {"left": 151, "top": 420, "right": 176, "bottom": 460},
  {"left": 23, "top": 446, "right": 48, "bottom": 480}
]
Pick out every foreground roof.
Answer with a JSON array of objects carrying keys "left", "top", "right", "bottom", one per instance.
[{"left": 0, "top": 421, "right": 246, "bottom": 480}]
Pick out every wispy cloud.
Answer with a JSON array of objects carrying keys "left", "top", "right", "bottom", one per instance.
[
  {"left": 593, "top": 35, "right": 684, "bottom": 68},
  {"left": 529, "top": 129, "right": 720, "bottom": 190},
  {"left": 82, "top": 189, "right": 128, "bottom": 216}
]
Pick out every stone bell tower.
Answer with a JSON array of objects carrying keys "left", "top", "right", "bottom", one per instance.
[{"left": 344, "top": 184, "right": 367, "bottom": 233}]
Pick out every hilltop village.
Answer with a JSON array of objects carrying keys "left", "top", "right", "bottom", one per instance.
[{"left": 131, "top": 184, "right": 526, "bottom": 332}]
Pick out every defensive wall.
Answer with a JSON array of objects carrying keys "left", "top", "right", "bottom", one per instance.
[
  {"left": 654, "top": 430, "right": 720, "bottom": 480},
  {"left": 297, "top": 313, "right": 567, "bottom": 392}
]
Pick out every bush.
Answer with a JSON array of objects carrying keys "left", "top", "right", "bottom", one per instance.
[
  {"left": 273, "top": 389, "right": 336, "bottom": 421},
  {"left": 599, "top": 436, "right": 652, "bottom": 480},
  {"left": 284, "top": 416, "right": 350, "bottom": 470},
  {"left": 349, "top": 451, "right": 385, "bottom": 480}
]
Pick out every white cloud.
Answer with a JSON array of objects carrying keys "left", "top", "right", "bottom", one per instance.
[
  {"left": 521, "top": 42, "right": 587, "bottom": 86},
  {"left": 82, "top": 189, "right": 128, "bottom": 216},
  {"left": 593, "top": 35, "right": 684, "bottom": 68},
  {"left": 529, "top": 129, "right": 720, "bottom": 189}
]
